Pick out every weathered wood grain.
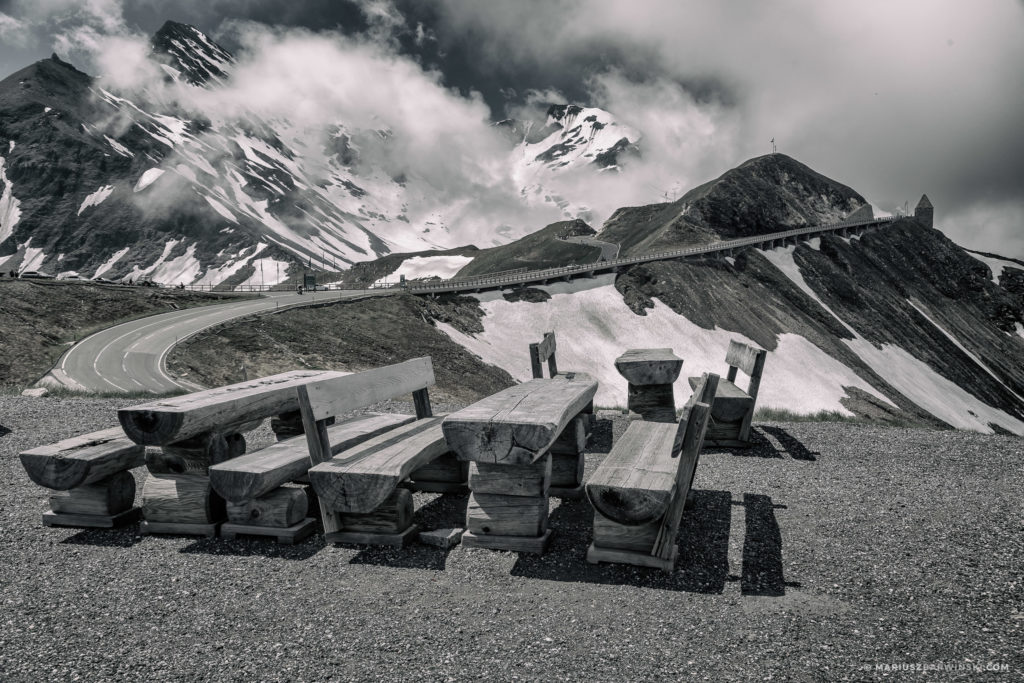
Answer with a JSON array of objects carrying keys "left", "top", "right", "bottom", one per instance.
[
  {"left": 725, "top": 340, "right": 765, "bottom": 377},
  {"left": 42, "top": 507, "right": 141, "bottom": 529},
  {"left": 339, "top": 488, "right": 414, "bottom": 534},
  {"left": 141, "top": 473, "right": 225, "bottom": 524},
  {"left": 466, "top": 492, "right": 548, "bottom": 537},
  {"left": 324, "top": 525, "right": 420, "bottom": 547},
  {"left": 550, "top": 452, "right": 584, "bottom": 488},
  {"left": 592, "top": 513, "right": 661, "bottom": 552},
  {"left": 409, "top": 452, "right": 468, "bottom": 483},
  {"left": 210, "top": 413, "right": 415, "bottom": 503},
  {"left": 220, "top": 518, "right": 317, "bottom": 544},
  {"left": 462, "top": 529, "right": 552, "bottom": 553},
  {"left": 653, "top": 401, "right": 713, "bottom": 559},
  {"left": 308, "top": 417, "right": 447, "bottom": 514},
  {"left": 586, "top": 542, "right": 676, "bottom": 572},
  {"left": 298, "top": 358, "right": 434, "bottom": 423},
  {"left": 468, "top": 453, "right": 551, "bottom": 497},
  {"left": 626, "top": 383, "right": 677, "bottom": 423},
  {"left": 119, "top": 370, "right": 346, "bottom": 445},
  {"left": 225, "top": 486, "right": 308, "bottom": 527},
  {"left": 48, "top": 471, "right": 136, "bottom": 516},
  {"left": 614, "top": 348, "right": 683, "bottom": 385},
  {"left": 550, "top": 416, "right": 586, "bottom": 455},
  {"left": 20, "top": 427, "right": 144, "bottom": 490},
  {"left": 585, "top": 420, "right": 678, "bottom": 525},
  {"left": 688, "top": 376, "right": 751, "bottom": 422},
  {"left": 146, "top": 432, "right": 246, "bottom": 475},
  {"left": 529, "top": 332, "right": 557, "bottom": 379},
  {"left": 443, "top": 375, "right": 598, "bottom": 465}
]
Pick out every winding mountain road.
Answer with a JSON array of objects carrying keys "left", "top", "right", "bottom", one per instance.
[{"left": 43, "top": 289, "right": 386, "bottom": 394}]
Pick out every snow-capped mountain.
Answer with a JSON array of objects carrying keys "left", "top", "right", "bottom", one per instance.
[
  {"left": 501, "top": 104, "right": 641, "bottom": 222},
  {"left": 0, "top": 22, "right": 635, "bottom": 285}
]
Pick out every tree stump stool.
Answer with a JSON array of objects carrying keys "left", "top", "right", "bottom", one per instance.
[{"left": 614, "top": 348, "right": 684, "bottom": 423}]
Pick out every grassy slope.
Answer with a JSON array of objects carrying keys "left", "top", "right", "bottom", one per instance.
[
  {"left": 0, "top": 280, "right": 251, "bottom": 389},
  {"left": 167, "top": 293, "right": 516, "bottom": 404},
  {"left": 454, "top": 220, "right": 602, "bottom": 278}
]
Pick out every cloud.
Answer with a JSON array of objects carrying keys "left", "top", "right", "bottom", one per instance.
[
  {"left": 427, "top": 0, "right": 1024, "bottom": 256},
  {"left": 0, "top": 12, "right": 31, "bottom": 47}
]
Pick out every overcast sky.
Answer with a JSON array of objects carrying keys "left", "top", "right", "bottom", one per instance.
[{"left": 1, "top": 0, "right": 1022, "bottom": 257}]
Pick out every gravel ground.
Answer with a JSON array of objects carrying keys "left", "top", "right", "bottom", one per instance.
[{"left": 1, "top": 395, "right": 1021, "bottom": 681}]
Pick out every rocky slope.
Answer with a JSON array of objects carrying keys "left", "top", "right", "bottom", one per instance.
[{"left": 598, "top": 154, "right": 867, "bottom": 254}]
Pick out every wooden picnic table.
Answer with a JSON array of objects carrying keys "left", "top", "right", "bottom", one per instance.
[{"left": 442, "top": 373, "right": 598, "bottom": 465}]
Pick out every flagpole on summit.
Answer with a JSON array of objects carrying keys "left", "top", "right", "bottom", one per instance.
[{"left": 771, "top": 138, "right": 777, "bottom": 154}]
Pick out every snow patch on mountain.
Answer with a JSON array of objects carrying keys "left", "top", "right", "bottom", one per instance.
[
  {"left": 908, "top": 299, "right": 1024, "bottom": 403},
  {"left": 134, "top": 168, "right": 165, "bottom": 192},
  {"left": 104, "top": 135, "right": 133, "bottom": 157},
  {"left": 0, "top": 153, "right": 22, "bottom": 246},
  {"left": 846, "top": 336, "right": 1024, "bottom": 435},
  {"left": 203, "top": 195, "right": 237, "bottom": 223},
  {"left": 93, "top": 247, "right": 130, "bottom": 279},
  {"left": 373, "top": 255, "right": 475, "bottom": 286},
  {"left": 967, "top": 251, "right": 1020, "bottom": 284},
  {"left": 436, "top": 274, "right": 884, "bottom": 414},
  {"left": 1016, "top": 323, "right": 1024, "bottom": 341},
  {"left": 20, "top": 241, "right": 47, "bottom": 272},
  {"left": 77, "top": 185, "right": 115, "bottom": 215},
  {"left": 238, "top": 256, "right": 291, "bottom": 288},
  {"left": 761, "top": 243, "right": 1023, "bottom": 433}
]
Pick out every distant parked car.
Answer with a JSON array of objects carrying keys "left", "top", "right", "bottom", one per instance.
[{"left": 20, "top": 270, "right": 55, "bottom": 279}]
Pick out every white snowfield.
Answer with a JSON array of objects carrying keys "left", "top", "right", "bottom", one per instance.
[
  {"left": 760, "top": 246, "right": 1024, "bottom": 434},
  {"left": 372, "top": 255, "right": 474, "bottom": 286},
  {"left": 134, "top": 168, "right": 166, "bottom": 192},
  {"left": 968, "top": 251, "right": 1022, "bottom": 285},
  {"left": 436, "top": 248, "right": 1024, "bottom": 435},
  {"left": 0, "top": 153, "right": 22, "bottom": 246}
]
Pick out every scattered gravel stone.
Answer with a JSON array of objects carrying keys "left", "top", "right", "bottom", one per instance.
[{"left": 1, "top": 395, "right": 1021, "bottom": 681}]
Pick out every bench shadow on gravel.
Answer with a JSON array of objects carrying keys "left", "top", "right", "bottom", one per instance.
[
  {"left": 178, "top": 535, "right": 324, "bottom": 561},
  {"left": 348, "top": 491, "right": 469, "bottom": 571},
  {"left": 757, "top": 426, "right": 819, "bottom": 461},
  {"left": 0, "top": 424, "right": 11, "bottom": 438},
  {"left": 704, "top": 427, "right": 817, "bottom": 461},
  {"left": 510, "top": 490, "right": 733, "bottom": 593},
  {"left": 60, "top": 527, "right": 142, "bottom": 548}
]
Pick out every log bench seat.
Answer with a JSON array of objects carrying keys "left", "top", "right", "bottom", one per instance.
[
  {"left": 210, "top": 412, "right": 416, "bottom": 503},
  {"left": 585, "top": 373, "right": 717, "bottom": 572},
  {"left": 687, "top": 340, "right": 767, "bottom": 448},
  {"left": 20, "top": 427, "right": 146, "bottom": 528}
]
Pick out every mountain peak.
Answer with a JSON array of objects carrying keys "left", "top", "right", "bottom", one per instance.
[
  {"left": 151, "top": 20, "right": 234, "bottom": 86},
  {"left": 598, "top": 153, "right": 868, "bottom": 254}
]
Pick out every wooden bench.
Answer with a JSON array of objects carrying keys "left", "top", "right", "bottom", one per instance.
[
  {"left": 211, "top": 412, "right": 416, "bottom": 543},
  {"left": 528, "top": 331, "right": 593, "bottom": 499},
  {"left": 20, "top": 428, "right": 145, "bottom": 528},
  {"left": 688, "top": 340, "right": 766, "bottom": 448},
  {"left": 585, "top": 373, "right": 717, "bottom": 572},
  {"left": 443, "top": 373, "right": 599, "bottom": 553},
  {"left": 301, "top": 357, "right": 460, "bottom": 547},
  {"left": 119, "top": 369, "right": 349, "bottom": 537}
]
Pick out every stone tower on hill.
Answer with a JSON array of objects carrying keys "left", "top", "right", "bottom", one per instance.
[{"left": 915, "top": 194, "right": 934, "bottom": 229}]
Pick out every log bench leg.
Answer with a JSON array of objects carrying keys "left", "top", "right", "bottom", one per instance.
[
  {"left": 626, "top": 383, "right": 677, "bottom": 423},
  {"left": 219, "top": 486, "right": 317, "bottom": 544},
  {"left": 405, "top": 452, "right": 469, "bottom": 494},
  {"left": 43, "top": 470, "right": 142, "bottom": 528},
  {"left": 462, "top": 453, "right": 553, "bottom": 554},
  {"left": 586, "top": 513, "right": 677, "bottom": 572},
  {"left": 326, "top": 489, "right": 419, "bottom": 547},
  {"left": 549, "top": 415, "right": 588, "bottom": 499}
]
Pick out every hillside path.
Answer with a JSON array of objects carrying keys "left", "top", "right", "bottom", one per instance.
[{"left": 43, "top": 289, "right": 387, "bottom": 394}]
